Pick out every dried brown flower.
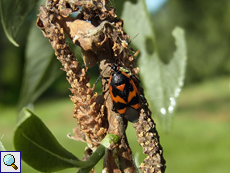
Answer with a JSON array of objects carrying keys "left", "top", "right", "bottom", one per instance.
[{"left": 37, "top": 0, "right": 166, "bottom": 172}]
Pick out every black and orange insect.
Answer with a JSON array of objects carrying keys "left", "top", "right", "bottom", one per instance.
[{"left": 108, "top": 64, "right": 141, "bottom": 122}]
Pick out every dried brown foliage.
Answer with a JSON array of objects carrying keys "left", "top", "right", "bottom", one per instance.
[{"left": 36, "top": 0, "right": 166, "bottom": 172}]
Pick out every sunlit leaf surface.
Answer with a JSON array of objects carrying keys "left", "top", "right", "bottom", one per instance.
[
  {"left": 18, "top": 19, "right": 61, "bottom": 111},
  {"left": 14, "top": 108, "right": 80, "bottom": 172},
  {"left": 120, "top": 0, "right": 187, "bottom": 130},
  {"left": 0, "top": 141, "right": 6, "bottom": 151},
  {"left": 0, "top": 0, "right": 39, "bottom": 46},
  {"left": 14, "top": 108, "right": 120, "bottom": 172}
]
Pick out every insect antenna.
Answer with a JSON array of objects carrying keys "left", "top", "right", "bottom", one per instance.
[
  {"left": 127, "top": 33, "right": 139, "bottom": 45},
  {"left": 94, "top": 65, "right": 110, "bottom": 85}
]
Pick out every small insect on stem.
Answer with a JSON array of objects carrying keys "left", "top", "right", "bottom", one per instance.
[
  {"left": 96, "top": 63, "right": 141, "bottom": 123},
  {"left": 94, "top": 65, "right": 111, "bottom": 85}
]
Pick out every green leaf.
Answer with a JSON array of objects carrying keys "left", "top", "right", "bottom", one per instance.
[
  {"left": 18, "top": 18, "right": 62, "bottom": 111},
  {"left": 14, "top": 108, "right": 80, "bottom": 172},
  {"left": 0, "top": 0, "right": 39, "bottom": 46},
  {"left": 0, "top": 141, "right": 6, "bottom": 151},
  {"left": 77, "top": 144, "right": 105, "bottom": 173},
  {"left": 120, "top": 0, "right": 187, "bottom": 130},
  {"left": 14, "top": 108, "right": 120, "bottom": 172},
  {"left": 77, "top": 134, "right": 120, "bottom": 173}
]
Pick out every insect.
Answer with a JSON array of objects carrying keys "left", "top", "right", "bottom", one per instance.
[{"left": 108, "top": 64, "right": 141, "bottom": 123}]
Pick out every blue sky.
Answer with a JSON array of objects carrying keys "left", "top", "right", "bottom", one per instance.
[{"left": 145, "top": 0, "right": 168, "bottom": 13}]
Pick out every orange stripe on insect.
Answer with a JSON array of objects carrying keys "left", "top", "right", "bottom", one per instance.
[
  {"left": 127, "top": 79, "right": 139, "bottom": 103},
  {"left": 111, "top": 95, "right": 126, "bottom": 104},
  {"left": 131, "top": 102, "right": 141, "bottom": 110},
  {"left": 116, "top": 83, "right": 126, "bottom": 92},
  {"left": 117, "top": 107, "right": 126, "bottom": 114},
  {"left": 128, "top": 89, "right": 137, "bottom": 103}
]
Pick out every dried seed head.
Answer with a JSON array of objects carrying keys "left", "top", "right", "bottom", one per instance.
[
  {"left": 37, "top": 3, "right": 108, "bottom": 150},
  {"left": 37, "top": 0, "right": 165, "bottom": 171}
]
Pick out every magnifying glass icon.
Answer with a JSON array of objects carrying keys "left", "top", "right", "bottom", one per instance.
[{"left": 3, "top": 154, "right": 18, "bottom": 170}]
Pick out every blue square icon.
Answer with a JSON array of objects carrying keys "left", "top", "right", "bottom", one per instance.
[{"left": 0, "top": 151, "right": 21, "bottom": 173}]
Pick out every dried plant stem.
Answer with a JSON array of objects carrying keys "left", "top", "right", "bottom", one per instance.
[{"left": 36, "top": 0, "right": 166, "bottom": 172}]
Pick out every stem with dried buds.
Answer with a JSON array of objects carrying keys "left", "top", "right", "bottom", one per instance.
[{"left": 36, "top": 0, "right": 166, "bottom": 172}]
